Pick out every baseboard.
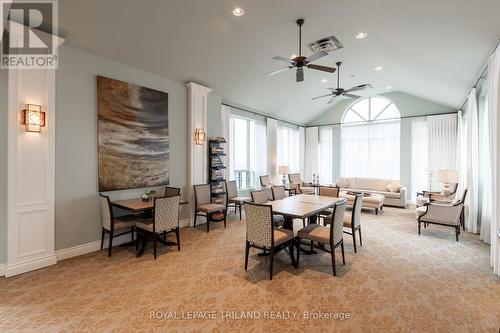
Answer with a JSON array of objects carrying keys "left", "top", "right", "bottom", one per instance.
[
  {"left": 5, "top": 255, "right": 57, "bottom": 277},
  {"left": 0, "top": 263, "right": 5, "bottom": 277},
  {"left": 179, "top": 218, "right": 192, "bottom": 228}
]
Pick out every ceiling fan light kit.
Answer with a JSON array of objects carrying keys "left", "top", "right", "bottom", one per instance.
[{"left": 268, "top": 18, "right": 337, "bottom": 82}]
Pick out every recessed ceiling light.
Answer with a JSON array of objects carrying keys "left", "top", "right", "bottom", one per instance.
[
  {"left": 386, "top": 86, "right": 393, "bottom": 89},
  {"left": 321, "top": 79, "right": 328, "bottom": 83},
  {"left": 355, "top": 32, "right": 367, "bottom": 39},
  {"left": 232, "top": 7, "right": 244, "bottom": 16},
  {"left": 374, "top": 66, "right": 383, "bottom": 71}
]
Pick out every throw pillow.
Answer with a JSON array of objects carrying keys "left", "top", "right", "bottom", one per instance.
[
  {"left": 336, "top": 177, "right": 349, "bottom": 188},
  {"left": 386, "top": 181, "right": 402, "bottom": 193}
]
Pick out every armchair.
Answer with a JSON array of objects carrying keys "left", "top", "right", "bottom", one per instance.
[{"left": 288, "top": 173, "right": 315, "bottom": 195}]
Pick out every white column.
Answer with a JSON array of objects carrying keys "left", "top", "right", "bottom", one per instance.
[
  {"left": 186, "top": 82, "right": 212, "bottom": 225},
  {"left": 6, "top": 68, "right": 57, "bottom": 277}
]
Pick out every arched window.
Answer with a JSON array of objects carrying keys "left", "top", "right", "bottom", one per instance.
[{"left": 341, "top": 96, "right": 401, "bottom": 179}]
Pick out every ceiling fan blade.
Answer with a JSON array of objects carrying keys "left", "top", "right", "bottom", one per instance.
[
  {"left": 267, "top": 66, "right": 293, "bottom": 76},
  {"left": 307, "top": 64, "right": 337, "bottom": 73},
  {"left": 327, "top": 95, "right": 337, "bottom": 104},
  {"left": 344, "top": 93, "right": 361, "bottom": 99},
  {"left": 273, "top": 56, "right": 294, "bottom": 64},
  {"left": 305, "top": 51, "right": 328, "bottom": 63},
  {"left": 344, "top": 84, "right": 372, "bottom": 93},
  {"left": 312, "top": 93, "right": 332, "bottom": 100},
  {"left": 296, "top": 68, "right": 304, "bottom": 82}
]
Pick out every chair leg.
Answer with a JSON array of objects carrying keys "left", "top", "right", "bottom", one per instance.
[
  {"left": 239, "top": 204, "right": 242, "bottom": 220},
  {"left": 352, "top": 228, "right": 357, "bottom": 254},
  {"left": 269, "top": 248, "right": 274, "bottom": 280},
  {"left": 288, "top": 242, "right": 296, "bottom": 268},
  {"left": 175, "top": 227, "right": 180, "bottom": 251},
  {"left": 244, "top": 241, "right": 250, "bottom": 270},
  {"left": 295, "top": 238, "right": 300, "bottom": 268},
  {"left": 418, "top": 221, "right": 421, "bottom": 235},
  {"left": 375, "top": 208, "right": 379, "bottom": 215},
  {"left": 100, "top": 228, "right": 105, "bottom": 250},
  {"left": 302, "top": 218, "right": 306, "bottom": 227},
  {"left": 341, "top": 241, "right": 345, "bottom": 265},
  {"left": 223, "top": 210, "right": 227, "bottom": 228},
  {"left": 331, "top": 245, "right": 337, "bottom": 276},
  {"left": 108, "top": 230, "right": 113, "bottom": 257},
  {"left": 455, "top": 227, "right": 459, "bottom": 242},
  {"left": 131, "top": 227, "right": 135, "bottom": 241},
  {"left": 206, "top": 213, "right": 210, "bottom": 233},
  {"left": 358, "top": 227, "right": 362, "bottom": 246},
  {"left": 310, "top": 240, "right": 314, "bottom": 252},
  {"left": 194, "top": 213, "right": 197, "bottom": 228},
  {"left": 153, "top": 233, "right": 158, "bottom": 259}
]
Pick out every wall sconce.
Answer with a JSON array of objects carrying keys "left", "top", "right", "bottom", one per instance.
[
  {"left": 22, "top": 104, "right": 45, "bottom": 132},
  {"left": 194, "top": 128, "right": 206, "bottom": 145}
]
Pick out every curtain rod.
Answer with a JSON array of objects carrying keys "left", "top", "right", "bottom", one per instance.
[
  {"left": 458, "top": 39, "right": 500, "bottom": 111},
  {"left": 221, "top": 102, "right": 304, "bottom": 127},
  {"left": 306, "top": 111, "right": 459, "bottom": 127}
]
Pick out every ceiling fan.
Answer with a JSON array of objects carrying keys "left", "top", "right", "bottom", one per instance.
[
  {"left": 267, "top": 19, "right": 337, "bottom": 82},
  {"left": 312, "top": 62, "right": 372, "bottom": 104}
]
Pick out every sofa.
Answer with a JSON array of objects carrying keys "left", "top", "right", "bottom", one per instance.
[{"left": 334, "top": 177, "right": 407, "bottom": 208}]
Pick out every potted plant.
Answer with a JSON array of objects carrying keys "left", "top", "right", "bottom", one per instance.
[{"left": 142, "top": 189, "right": 157, "bottom": 202}]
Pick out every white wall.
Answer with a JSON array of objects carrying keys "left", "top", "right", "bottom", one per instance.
[
  {"left": 55, "top": 45, "right": 189, "bottom": 251},
  {"left": 0, "top": 70, "right": 7, "bottom": 264}
]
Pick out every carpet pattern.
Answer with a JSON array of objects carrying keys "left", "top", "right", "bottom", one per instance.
[{"left": 1, "top": 207, "right": 499, "bottom": 332}]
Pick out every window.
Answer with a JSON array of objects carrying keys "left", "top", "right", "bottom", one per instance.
[
  {"left": 277, "top": 125, "right": 300, "bottom": 173},
  {"left": 341, "top": 96, "right": 400, "bottom": 179},
  {"left": 318, "top": 126, "right": 333, "bottom": 185},
  {"left": 229, "top": 115, "right": 267, "bottom": 189}
]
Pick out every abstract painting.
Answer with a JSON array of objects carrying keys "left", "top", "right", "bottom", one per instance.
[{"left": 97, "top": 76, "right": 169, "bottom": 191}]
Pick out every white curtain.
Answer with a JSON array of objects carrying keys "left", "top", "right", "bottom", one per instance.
[
  {"left": 411, "top": 118, "right": 429, "bottom": 202},
  {"left": 266, "top": 118, "right": 279, "bottom": 185},
  {"left": 428, "top": 114, "right": 457, "bottom": 191},
  {"left": 221, "top": 105, "right": 230, "bottom": 180},
  {"left": 478, "top": 80, "right": 492, "bottom": 244},
  {"left": 250, "top": 121, "right": 268, "bottom": 189},
  {"left": 304, "top": 127, "right": 319, "bottom": 183},
  {"left": 319, "top": 126, "right": 333, "bottom": 185},
  {"left": 299, "top": 127, "right": 305, "bottom": 178},
  {"left": 487, "top": 47, "right": 500, "bottom": 275},
  {"left": 456, "top": 111, "right": 467, "bottom": 197},
  {"left": 341, "top": 120, "right": 400, "bottom": 179},
  {"left": 277, "top": 125, "right": 300, "bottom": 174},
  {"left": 465, "top": 89, "right": 479, "bottom": 233}
]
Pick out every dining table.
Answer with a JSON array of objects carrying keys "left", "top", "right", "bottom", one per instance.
[{"left": 110, "top": 197, "right": 188, "bottom": 257}]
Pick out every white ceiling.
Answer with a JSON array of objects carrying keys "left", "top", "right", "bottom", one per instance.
[{"left": 58, "top": 0, "right": 500, "bottom": 124}]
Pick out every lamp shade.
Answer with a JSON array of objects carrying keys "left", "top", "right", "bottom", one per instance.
[
  {"left": 433, "top": 169, "right": 458, "bottom": 184},
  {"left": 278, "top": 165, "right": 289, "bottom": 175}
]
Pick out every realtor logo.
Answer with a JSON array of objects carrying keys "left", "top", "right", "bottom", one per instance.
[{"left": 1, "top": 0, "right": 58, "bottom": 68}]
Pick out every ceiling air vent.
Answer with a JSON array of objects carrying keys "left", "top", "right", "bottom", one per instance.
[{"left": 308, "top": 36, "right": 343, "bottom": 53}]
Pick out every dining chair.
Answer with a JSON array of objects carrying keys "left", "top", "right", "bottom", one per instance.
[
  {"left": 342, "top": 193, "right": 363, "bottom": 253},
  {"left": 318, "top": 186, "right": 340, "bottom": 223},
  {"left": 259, "top": 175, "right": 274, "bottom": 201},
  {"left": 194, "top": 184, "right": 227, "bottom": 233},
  {"left": 225, "top": 180, "right": 250, "bottom": 220},
  {"left": 244, "top": 202, "right": 298, "bottom": 280},
  {"left": 251, "top": 190, "right": 284, "bottom": 227},
  {"left": 296, "top": 198, "right": 347, "bottom": 276},
  {"left": 164, "top": 186, "right": 181, "bottom": 197},
  {"left": 135, "top": 195, "right": 181, "bottom": 259},
  {"left": 271, "top": 185, "right": 286, "bottom": 200},
  {"left": 99, "top": 193, "right": 138, "bottom": 257}
]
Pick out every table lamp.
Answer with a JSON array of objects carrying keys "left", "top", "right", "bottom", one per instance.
[
  {"left": 433, "top": 169, "right": 458, "bottom": 196},
  {"left": 278, "top": 165, "right": 289, "bottom": 185}
]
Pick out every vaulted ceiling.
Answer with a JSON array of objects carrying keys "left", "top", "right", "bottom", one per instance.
[{"left": 58, "top": 0, "right": 500, "bottom": 124}]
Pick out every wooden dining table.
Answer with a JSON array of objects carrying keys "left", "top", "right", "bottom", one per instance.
[
  {"left": 110, "top": 197, "right": 188, "bottom": 257},
  {"left": 266, "top": 194, "right": 343, "bottom": 230}
]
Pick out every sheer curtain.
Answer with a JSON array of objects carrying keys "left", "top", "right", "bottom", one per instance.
[
  {"left": 299, "top": 127, "right": 305, "bottom": 178},
  {"left": 304, "top": 127, "right": 319, "bottom": 182},
  {"left": 277, "top": 125, "right": 300, "bottom": 174},
  {"left": 250, "top": 121, "right": 267, "bottom": 189},
  {"left": 487, "top": 47, "right": 500, "bottom": 275},
  {"left": 465, "top": 89, "right": 479, "bottom": 233},
  {"left": 319, "top": 126, "right": 333, "bottom": 185},
  {"left": 478, "top": 81, "right": 492, "bottom": 244},
  {"left": 428, "top": 114, "right": 457, "bottom": 191},
  {"left": 266, "top": 118, "right": 278, "bottom": 185},
  {"left": 341, "top": 120, "right": 400, "bottom": 179},
  {"left": 411, "top": 118, "right": 428, "bottom": 202}
]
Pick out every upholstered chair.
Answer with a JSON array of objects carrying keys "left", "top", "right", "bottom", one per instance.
[
  {"left": 194, "top": 184, "right": 227, "bottom": 233},
  {"left": 318, "top": 186, "right": 340, "bottom": 223},
  {"left": 342, "top": 193, "right": 363, "bottom": 253},
  {"left": 417, "top": 189, "right": 467, "bottom": 241},
  {"left": 135, "top": 195, "right": 181, "bottom": 259},
  {"left": 251, "top": 190, "right": 284, "bottom": 227},
  {"left": 416, "top": 183, "right": 459, "bottom": 207},
  {"left": 99, "top": 194, "right": 138, "bottom": 257},
  {"left": 296, "top": 199, "right": 347, "bottom": 276},
  {"left": 244, "top": 202, "right": 298, "bottom": 280},
  {"left": 288, "top": 173, "right": 315, "bottom": 195},
  {"left": 271, "top": 186, "right": 286, "bottom": 200},
  {"left": 260, "top": 174, "right": 275, "bottom": 200},
  {"left": 164, "top": 186, "right": 181, "bottom": 197},
  {"left": 225, "top": 180, "right": 251, "bottom": 220}
]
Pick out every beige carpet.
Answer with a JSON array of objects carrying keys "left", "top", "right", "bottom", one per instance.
[{"left": 1, "top": 207, "right": 499, "bottom": 332}]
